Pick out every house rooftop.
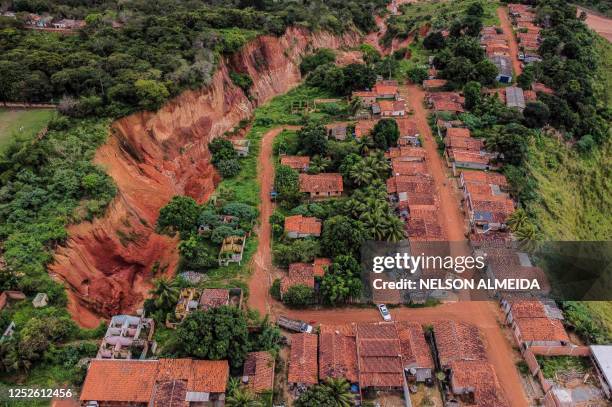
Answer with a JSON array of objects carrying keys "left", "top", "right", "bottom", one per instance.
[
  {"left": 509, "top": 300, "right": 548, "bottom": 319},
  {"left": 281, "top": 263, "right": 315, "bottom": 294},
  {"left": 445, "top": 136, "right": 484, "bottom": 152},
  {"left": 299, "top": 173, "right": 343, "bottom": 194},
  {"left": 319, "top": 329, "right": 359, "bottom": 383},
  {"left": 80, "top": 359, "right": 229, "bottom": 403},
  {"left": 288, "top": 333, "right": 318, "bottom": 385},
  {"left": 395, "top": 117, "right": 418, "bottom": 136},
  {"left": 199, "top": 288, "right": 230, "bottom": 310},
  {"left": 280, "top": 155, "right": 310, "bottom": 170},
  {"left": 373, "top": 83, "right": 398, "bottom": 96},
  {"left": 284, "top": 215, "right": 322, "bottom": 236},
  {"left": 446, "top": 127, "right": 471, "bottom": 138},
  {"left": 423, "top": 79, "right": 448, "bottom": 89},
  {"left": 377, "top": 99, "right": 405, "bottom": 113},
  {"left": 354, "top": 119, "right": 379, "bottom": 138},
  {"left": 448, "top": 150, "right": 490, "bottom": 165},
  {"left": 515, "top": 317, "right": 569, "bottom": 343},
  {"left": 449, "top": 360, "right": 510, "bottom": 407},
  {"left": 461, "top": 170, "right": 508, "bottom": 187},
  {"left": 433, "top": 321, "right": 487, "bottom": 367},
  {"left": 243, "top": 351, "right": 275, "bottom": 393}
]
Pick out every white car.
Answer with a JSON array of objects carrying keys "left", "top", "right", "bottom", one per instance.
[{"left": 378, "top": 304, "right": 392, "bottom": 321}]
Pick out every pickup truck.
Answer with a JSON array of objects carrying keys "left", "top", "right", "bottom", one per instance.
[{"left": 277, "top": 316, "right": 313, "bottom": 333}]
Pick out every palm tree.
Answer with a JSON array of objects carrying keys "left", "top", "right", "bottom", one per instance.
[
  {"left": 514, "top": 222, "right": 539, "bottom": 252},
  {"left": 226, "top": 387, "right": 262, "bottom": 407},
  {"left": 349, "top": 97, "right": 363, "bottom": 117},
  {"left": 308, "top": 155, "right": 331, "bottom": 174},
  {"left": 149, "top": 277, "right": 179, "bottom": 311},
  {"left": 357, "top": 135, "right": 376, "bottom": 155},
  {"left": 323, "top": 377, "right": 353, "bottom": 407},
  {"left": 382, "top": 213, "right": 406, "bottom": 242},
  {"left": 364, "top": 151, "right": 390, "bottom": 179},
  {"left": 506, "top": 208, "right": 528, "bottom": 232},
  {"left": 348, "top": 160, "right": 374, "bottom": 186}
]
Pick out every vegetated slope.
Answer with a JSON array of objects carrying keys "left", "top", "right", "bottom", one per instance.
[
  {"left": 49, "top": 27, "right": 359, "bottom": 326},
  {"left": 575, "top": 0, "right": 612, "bottom": 17}
]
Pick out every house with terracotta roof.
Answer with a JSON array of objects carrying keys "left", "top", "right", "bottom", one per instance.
[
  {"left": 354, "top": 119, "right": 378, "bottom": 139},
  {"left": 446, "top": 127, "right": 471, "bottom": 138},
  {"left": 242, "top": 351, "right": 275, "bottom": 394},
  {"left": 355, "top": 323, "right": 406, "bottom": 390},
  {"left": 432, "top": 99, "right": 465, "bottom": 114},
  {"left": 352, "top": 90, "right": 377, "bottom": 107},
  {"left": 280, "top": 263, "right": 315, "bottom": 298},
  {"left": 444, "top": 135, "right": 484, "bottom": 152},
  {"left": 375, "top": 100, "right": 405, "bottom": 117},
  {"left": 199, "top": 288, "right": 230, "bottom": 310},
  {"left": 318, "top": 325, "right": 359, "bottom": 386},
  {"left": 280, "top": 155, "right": 310, "bottom": 172},
  {"left": 513, "top": 317, "right": 570, "bottom": 347},
  {"left": 391, "top": 160, "right": 429, "bottom": 177},
  {"left": 284, "top": 215, "right": 321, "bottom": 238},
  {"left": 313, "top": 258, "right": 331, "bottom": 277},
  {"left": 373, "top": 83, "right": 399, "bottom": 99},
  {"left": 288, "top": 333, "right": 318, "bottom": 389},
  {"left": 395, "top": 321, "right": 435, "bottom": 382},
  {"left": 80, "top": 358, "right": 229, "bottom": 406},
  {"left": 423, "top": 79, "right": 448, "bottom": 90},
  {"left": 299, "top": 173, "right": 343, "bottom": 199},
  {"left": 459, "top": 170, "right": 509, "bottom": 191},
  {"left": 447, "top": 360, "right": 510, "bottom": 407},
  {"left": 432, "top": 320, "right": 487, "bottom": 370},
  {"left": 406, "top": 212, "right": 445, "bottom": 241},
  {"left": 468, "top": 196, "right": 515, "bottom": 232},
  {"left": 395, "top": 118, "right": 420, "bottom": 146},
  {"left": 447, "top": 149, "right": 492, "bottom": 171}
]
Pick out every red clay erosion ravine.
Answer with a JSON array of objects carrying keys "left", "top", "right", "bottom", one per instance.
[{"left": 49, "top": 27, "right": 360, "bottom": 327}]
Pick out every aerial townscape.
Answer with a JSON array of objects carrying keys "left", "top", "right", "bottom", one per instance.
[{"left": 0, "top": 0, "right": 610, "bottom": 406}]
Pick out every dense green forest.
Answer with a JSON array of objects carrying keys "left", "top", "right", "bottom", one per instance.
[{"left": 0, "top": 0, "right": 388, "bottom": 117}]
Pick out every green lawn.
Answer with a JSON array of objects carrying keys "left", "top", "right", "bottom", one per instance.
[
  {"left": 0, "top": 108, "right": 55, "bottom": 154},
  {"left": 398, "top": 0, "right": 500, "bottom": 29}
]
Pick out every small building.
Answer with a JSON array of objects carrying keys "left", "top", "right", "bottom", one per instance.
[
  {"left": 446, "top": 127, "right": 471, "bottom": 138},
  {"left": 80, "top": 358, "right": 229, "bottom": 406},
  {"left": 373, "top": 83, "right": 399, "bottom": 99},
  {"left": 423, "top": 79, "right": 448, "bottom": 90},
  {"left": 288, "top": 333, "right": 318, "bottom": 389},
  {"left": 299, "top": 173, "right": 343, "bottom": 199},
  {"left": 313, "top": 258, "right": 331, "bottom": 277},
  {"left": 354, "top": 119, "right": 378, "bottom": 139},
  {"left": 281, "top": 263, "right": 315, "bottom": 298},
  {"left": 352, "top": 90, "right": 377, "bottom": 107},
  {"left": 513, "top": 317, "right": 570, "bottom": 348},
  {"left": 284, "top": 215, "right": 322, "bottom": 238},
  {"left": 218, "top": 235, "right": 246, "bottom": 266},
  {"left": 396, "top": 118, "right": 419, "bottom": 146},
  {"left": 506, "top": 86, "right": 526, "bottom": 110},
  {"left": 325, "top": 123, "right": 348, "bottom": 141},
  {"left": 242, "top": 351, "right": 275, "bottom": 394},
  {"left": 432, "top": 99, "right": 464, "bottom": 114},
  {"left": 491, "top": 55, "right": 513, "bottom": 83},
  {"left": 448, "top": 150, "right": 491, "bottom": 171},
  {"left": 448, "top": 360, "right": 509, "bottom": 406},
  {"left": 280, "top": 155, "right": 310, "bottom": 172},
  {"left": 230, "top": 138, "right": 250, "bottom": 157},
  {"left": 590, "top": 345, "right": 612, "bottom": 399},
  {"left": 432, "top": 320, "right": 486, "bottom": 370},
  {"left": 376, "top": 100, "right": 405, "bottom": 117},
  {"left": 97, "top": 314, "right": 155, "bottom": 360},
  {"left": 199, "top": 288, "right": 230, "bottom": 311},
  {"left": 52, "top": 19, "right": 85, "bottom": 29}
]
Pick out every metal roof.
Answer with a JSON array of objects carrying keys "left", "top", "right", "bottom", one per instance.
[{"left": 590, "top": 345, "right": 612, "bottom": 386}]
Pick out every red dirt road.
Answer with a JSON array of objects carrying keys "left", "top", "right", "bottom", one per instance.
[
  {"left": 577, "top": 6, "right": 612, "bottom": 42},
  {"left": 497, "top": 7, "right": 523, "bottom": 79},
  {"left": 248, "top": 126, "right": 301, "bottom": 315}
]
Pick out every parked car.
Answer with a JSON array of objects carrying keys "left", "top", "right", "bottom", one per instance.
[{"left": 378, "top": 304, "right": 391, "bottom": 321}]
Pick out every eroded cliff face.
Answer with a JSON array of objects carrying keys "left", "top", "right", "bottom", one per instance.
[{"left": 49, "top": 27, "right": 359, "bottom": 327}]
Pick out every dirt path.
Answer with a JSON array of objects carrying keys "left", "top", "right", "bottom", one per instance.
[
  {"left": 577, "top": 6, "right": 612, "bottom": 42},
  {"left": 497, "top": 6, "right": 523, "bottom": 79},
  {"left": 247, "top": 126, "right": 301, "bottom": 315}
]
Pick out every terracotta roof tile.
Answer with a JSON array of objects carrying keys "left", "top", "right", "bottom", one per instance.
[
  {"left": 460, "top": 170, "right": 508, "bottom": 188},
  {"left": 395, "top": 118, "right": 418, "bottom": 137},
  {"left": 280, "top": 155, "right": 310, "bottom": 170},
  {"left": 395, "top": 322, "right": 435, "bottom": 369},
  {"left": 199, "top": 289, "right": 229, "bottom": 310},
  {"left": 378, "top": 100, "right": 405, "bottom": 113},
  {"left": 288, "top": 333, "right": 318, "bottom": 385},
  {"left": 319, "top": 330, "right": 359, "bottom": 383},
  {"left": 423, "top": 79, "right": 448, "bottom": 89},
  {"left": 386, "top": 146, "right": 427, "bottom": 159},
  {"left": 433, "top": 321, "right": 486, "bottom": 368},
  {"left": 445, "top": 136, "right": 484, "bottom": 151},
  {"left": 391, "top": 161, "right": 429, "bottom": 176},
  {"left": 374, "top": 83, "right": 398, "bottom": 96},
  {"left": 355, "top": 120, "right": 379, "bottom": 138},
  {"left": 313, "top": 258, "right": 331, "bottom": 277},
  {"left": 509, "top": 301, "right": 547, "bottom": 319},
  {"left": 515, "top": 318, "right": 569, "bottom": 343},
  {"left": 281, "top": 263, "right": 315, "bottom": 294},
  {"left": 243, "top": 351, "right": 275, "bottom": 393},
  {"left": 284, "top": 215, "right": 322, "bottom": 236},
  {"left": 449, "top": 360, "right": 510, "bottom": 407},
  {"left": 299, "top": 173, "right": 343, "bottom": 194},
  {"left": 448, "top": 150, "right": 490, "bottom": 165}
]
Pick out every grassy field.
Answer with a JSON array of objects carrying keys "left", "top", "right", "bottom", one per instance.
[
  {"left": 0, "top": 108, "right": 55, "bottom": 154},
  {"left": 398, "top": 0, "right": 500, "bottom": 29}
]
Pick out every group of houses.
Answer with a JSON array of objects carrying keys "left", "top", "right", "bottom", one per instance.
[
  {"left": 352, "top": 80, "right": 407, "bottom": 118},
  {"left": 480, "top": 26, "right": 514, "bottom": 83},
  {"left": 286, "top": 320, "right": 508, "bottom": 406},
  {"left": 508, "top": 3, "right": 543, "bottom": 64},
  {"left": 166, "top": 287, "right": 243, "bottom": 328},
  {"left": 1, "top": 11, "right": 87, "bottom": 31}
]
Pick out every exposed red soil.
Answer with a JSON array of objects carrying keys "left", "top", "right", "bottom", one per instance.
[
  {"left": 497, "top": 7, "right": 523, "bottom": 78},
  {"left": 51, "top": 27, "right": 360, "bottom": 327},
  {"left": 577, "top": 6, "right": 612, "bottom": 42},
  {"left": 335, "top": 50, "right": 364, "bottom": 66}
]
